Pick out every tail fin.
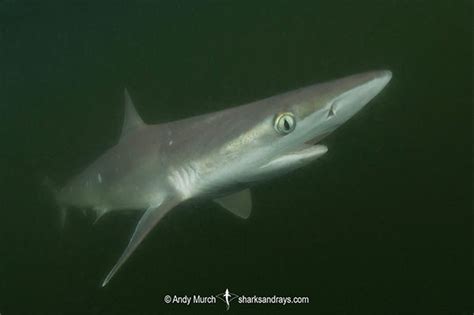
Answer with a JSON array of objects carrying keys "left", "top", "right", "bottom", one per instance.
[
  {"left": 42, "top": 177, "right": 67, "bottom": 229},
  {"left": 42, "top": 176, "right": 57, "bottom": 195}
]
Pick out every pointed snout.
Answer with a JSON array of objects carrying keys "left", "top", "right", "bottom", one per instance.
[
  {"left": 324, "top": 70, "right": 392, "bottom": 121},
  {"left": 289, "top": 70, "right": 392, "bottom": 144},
  {"left": 344, "top": 70, "right": 392, "bottom": 99},
  {"left": 346, "top": 70, "right": 392, "bottom": 88},
  {"left": 335, "top": 70, "right": 392, "bottom": 103},
  {"left": 290, "top": 70, "right": 392, "bottom": 123}
]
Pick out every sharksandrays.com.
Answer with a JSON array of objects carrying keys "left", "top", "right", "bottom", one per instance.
[{"left": 163, "top": 288, "right": 310, "bottom": 311}]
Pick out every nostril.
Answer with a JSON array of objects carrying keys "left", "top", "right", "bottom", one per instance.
[{"left": 327, "top": 105, "right": 335, "bottom": 118}]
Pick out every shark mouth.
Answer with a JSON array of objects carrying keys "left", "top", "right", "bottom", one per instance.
[{"left": 304, "top": 131, "right": 333, "bottom": 145}]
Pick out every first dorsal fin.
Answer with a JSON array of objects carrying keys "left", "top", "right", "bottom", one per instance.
[{"left": 121, "top": 88, "right": 145, "bottom": 139}]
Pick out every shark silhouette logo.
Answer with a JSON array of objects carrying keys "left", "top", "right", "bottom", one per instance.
[{"left": 216, "top": 288, "right": 239, "bottom": 310}]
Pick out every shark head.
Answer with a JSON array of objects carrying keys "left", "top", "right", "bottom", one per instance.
[
  {"left": 210, "top": 70, "right": 392, "bottom": 184},
  {"left": 288, "top": 70, "right": 392, "bottom": 143}
]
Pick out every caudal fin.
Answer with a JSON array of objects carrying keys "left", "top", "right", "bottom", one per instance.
[{"left": 42, "top": 177, "right": 67, "bottom": 230}]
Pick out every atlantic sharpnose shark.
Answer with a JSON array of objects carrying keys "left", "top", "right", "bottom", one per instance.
[{"left": 53, "top": 70, "right": 392, "bottom": 286}]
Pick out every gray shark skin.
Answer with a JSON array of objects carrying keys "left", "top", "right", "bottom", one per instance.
[{"left": 55, "top": 70, "right": 392, "bottom": 286}]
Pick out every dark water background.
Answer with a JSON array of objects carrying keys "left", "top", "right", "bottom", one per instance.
[{"left": 0, "top": 1, "right": 471, "bottom": 314}]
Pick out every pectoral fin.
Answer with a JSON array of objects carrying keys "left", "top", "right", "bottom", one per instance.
[
  {"left": 214, "top": 189, "right": 252, "bottom": 219},
  {"left": 102, "top": 198, "right": 178, "bottom": 287}
]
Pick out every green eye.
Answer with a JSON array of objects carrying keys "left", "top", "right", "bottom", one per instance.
[{"left": 274, "top": 112, "right": 296, "bottom": 135}]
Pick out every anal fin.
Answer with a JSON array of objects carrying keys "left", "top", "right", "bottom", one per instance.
[{"left": 102, "top": 198, "right": 178, "bottom": 287}]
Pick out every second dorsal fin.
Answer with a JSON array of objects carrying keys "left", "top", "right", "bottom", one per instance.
[{"left": 121, "top": 88, "right": 145, "bottom": 139}]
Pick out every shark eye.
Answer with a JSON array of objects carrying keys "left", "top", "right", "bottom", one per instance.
[{"left": 274, "top": 112, "right": 296, "bottom": 135}]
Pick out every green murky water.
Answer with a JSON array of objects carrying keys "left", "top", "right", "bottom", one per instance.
[{"left": 0, "top": 1, "right": 471, "bottom": 314}]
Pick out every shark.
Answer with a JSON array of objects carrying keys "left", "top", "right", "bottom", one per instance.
[{"left": 53, "top": 70, "right": 392, "bottom": 286}]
